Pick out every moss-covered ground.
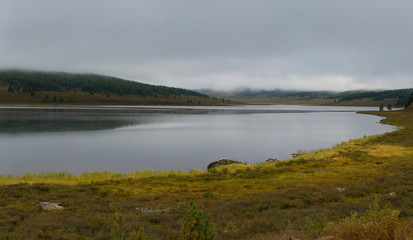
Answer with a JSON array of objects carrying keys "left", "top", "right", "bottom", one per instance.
[{"left": 1, "top": 109, "right": 413, "bottom": 239}]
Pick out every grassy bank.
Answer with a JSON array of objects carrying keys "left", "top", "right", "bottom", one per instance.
[{"left": 1, "top": 109, "right": 413, "bottom": 239}]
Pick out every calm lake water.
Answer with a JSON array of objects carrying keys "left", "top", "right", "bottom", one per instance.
[{"left": 0, "top": 105, "right": 396, "bottom": 175}]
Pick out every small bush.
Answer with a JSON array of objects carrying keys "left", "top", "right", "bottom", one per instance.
[
  {"left": 181, "top": 201, "right": 215, "bottom": 240},
  {"left": 327, "top": 199, "right": 413, "bottom": 240},
  {"left": 111, "top": 216, "right": 147, "bottom": 240}
]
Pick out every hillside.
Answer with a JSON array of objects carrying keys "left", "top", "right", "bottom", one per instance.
[
  {"left": 201, "top": 88, "right": 413, "bottom": 107},
  {"left": 0, "top": 70, "right": 233, "bottom": 105}
]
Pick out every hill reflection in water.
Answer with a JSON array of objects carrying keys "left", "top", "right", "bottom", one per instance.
[{"left": 0, "top": 105, "right": 356, "bottom": 133}]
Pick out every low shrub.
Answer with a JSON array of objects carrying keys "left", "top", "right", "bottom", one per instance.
[
  {"left": 327, "top": 199, "right": 413, "bottom": 240},
  {"left": 111, "top": 216, "right": 148, "bottom": 240}
]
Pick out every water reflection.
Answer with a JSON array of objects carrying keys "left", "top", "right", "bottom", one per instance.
[
  {"left": 0, "top": 109, "right": 142, "bottom": 133},
  {"left": 0, "top": 105, "right": 396, "bottom": 175},
  {"left": 0, "top": 108, "right": 239, "bottom": 133},
  {"left": 0, "top": 105, "right": 385, "bottom": 133}
]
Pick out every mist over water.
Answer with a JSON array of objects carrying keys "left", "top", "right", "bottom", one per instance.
[{"left": 0, "top": 105, "right": 395, "bottom": 175}]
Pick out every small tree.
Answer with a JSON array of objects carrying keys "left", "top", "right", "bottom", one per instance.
[
  {"left": 181, "top": 202, "right": 215, "bottom": 240},
  {"left": 387, "top": 104, "right": 392, "bottom": 111},
  {"left": 379, "top": 103, "right": 384, "bottom": 112},
  {"left": 111, "top": 216, "right": 126, "bottom": 240},
  {"left": 405, "top": 93, "right": 413, "bottom": 108}
]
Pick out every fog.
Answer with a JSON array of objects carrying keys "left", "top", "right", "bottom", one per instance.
[{"left": 1, "top": 1, "right": 412, "bottom": 91}]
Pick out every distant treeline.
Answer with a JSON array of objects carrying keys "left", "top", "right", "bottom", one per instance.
[
  {"left": 0, "top": 70, "right": 208, "bottom": 98},
  {"left": 235, "top": 89, "right": 333, "bottom": 99},
  {"left": 334, "top": 89, "right": 413, "bottom": 104},
  {"left": 232, "top": 88, "right": 413, "bottom": 106}
]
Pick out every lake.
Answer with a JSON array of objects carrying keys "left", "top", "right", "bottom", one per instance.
[{"left": 0, "top": 105, "right": 396, "bottom": 175}]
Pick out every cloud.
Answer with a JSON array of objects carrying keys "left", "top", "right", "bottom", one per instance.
[{"left": 1, "top": 0, "right": 413, "bottom": 91}]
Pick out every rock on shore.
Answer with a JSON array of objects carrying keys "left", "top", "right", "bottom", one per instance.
[{"left": 207, "top": 158, "right": 245, "bottom": 170}]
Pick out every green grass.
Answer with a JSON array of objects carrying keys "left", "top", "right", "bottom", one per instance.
[{"left": 1, "top": 108, "right": 413, "bottom": 239}]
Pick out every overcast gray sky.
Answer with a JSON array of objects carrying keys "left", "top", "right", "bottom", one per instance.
[{"left": 1, "top": 0, "right": 413, "bottom": 91}]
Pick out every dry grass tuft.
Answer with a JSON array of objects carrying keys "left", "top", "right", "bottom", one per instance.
[{"left": 327, "top": 199, "right": 413, "bottom": 240}]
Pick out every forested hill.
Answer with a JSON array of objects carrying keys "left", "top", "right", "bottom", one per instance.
[
  {"left": 233, "top": 89, "right": 413, "bottom": 103},
  {"left": 201, "top": 88, "right": 413, "bottom": 107},
  {"left": 331, "top": 89, "right": 412, "bottom": 104},
  {"left": 0, "top": 70, "right": 207, "bottom": 98}
]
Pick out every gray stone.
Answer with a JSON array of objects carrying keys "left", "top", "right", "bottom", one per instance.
[
  {"left": 136, "top": 207, "right": 173, "bottom": 213},
  {"left": 36, "top": 202, "right": 64, "bottom": 211},
  {"left": 336, "top": 188, "right": 345, "bottom": 192},
  {"left": 316, "top": 236, "right": 335, "bottom": 240}
]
